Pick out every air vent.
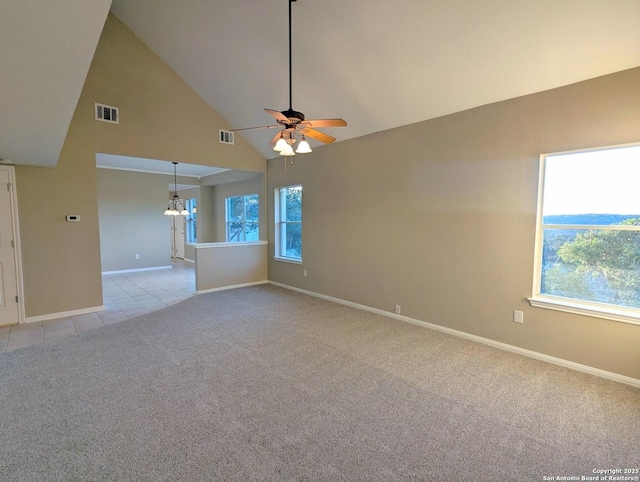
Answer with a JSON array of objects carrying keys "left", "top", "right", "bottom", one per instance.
[
  {"left": 219, "top": 129, "right": 234, "bottom": 145},
  {"left": 95, "top": 103, "right": 119, "bottom": 124}
]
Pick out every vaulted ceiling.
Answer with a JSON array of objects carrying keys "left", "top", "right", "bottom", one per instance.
[
  {"left": 0, "top": 0, "right": 111, "bottom": 167},
  {"left": 3, "top": 0, "right": 640, "bottom": 167}
]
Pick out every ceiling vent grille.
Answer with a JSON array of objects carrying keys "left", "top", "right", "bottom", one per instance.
[
  {"left": 219, "top": 129, "right": 234, "bottom": 145},
  {"left": 95, "top": 103, "right": 119, "bottom": 124}
]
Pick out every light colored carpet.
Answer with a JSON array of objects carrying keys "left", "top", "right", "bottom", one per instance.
[{"left": 0, "top": 285, "right": 638, "bottom": 481}]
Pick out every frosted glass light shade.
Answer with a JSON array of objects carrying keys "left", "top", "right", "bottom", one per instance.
[
  {"left": 296, "top": 137, "right": 312, "bottom": 153},
  {"left": 274, "top": 138, "right": 289, "bottom": 152},
  {"left": 280, "top": 144, "right": 295, "bottom": 156}
]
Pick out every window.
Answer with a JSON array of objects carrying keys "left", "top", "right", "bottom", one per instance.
[
  {"left": 531, "top": 144, "right": 640, "bottom": 323},
  {"left": 225, "top": 194, "right": 259, "bottom": 242},
  {"left": 186, "top": 198, "right": 197, "bottom": 243},
  {"left": 274, "top": 185, "right": 302, "bottom": 262}
]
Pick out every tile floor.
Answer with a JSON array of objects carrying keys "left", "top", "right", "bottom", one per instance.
[{"left": 0, "top": 261, "right": 195, "bottom": 353}]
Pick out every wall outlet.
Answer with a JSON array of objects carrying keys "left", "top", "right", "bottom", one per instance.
[
  {"left": 513, "top": 310, "right": 524, "bottom": 323},
  {"left": 303, "top": 269, "right": 307, "bottom": 277},
  {"left": 395, "top": 304, "right": 401, "bottom": 315},
  {"left": 135, "top": 254, "right": 140, "bottom": 260}
]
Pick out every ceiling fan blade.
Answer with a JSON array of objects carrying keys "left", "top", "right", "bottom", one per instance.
[
  {"left": 230, "top": 124, "right": 280, "bottom": 132},
  {"left": 264, "top": 108, "right": 290, "bottom": 123},
  {"left": 302, "top": 128, "right": 336, "bottom": 144},
  {"left": 302, "top": 118, "right": 347, "bottom": 128},
  {"left": 268, "top": 131, "right": 284, "bottom": 145}
]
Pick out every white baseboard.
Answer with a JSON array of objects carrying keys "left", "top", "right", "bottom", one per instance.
[
  {"left": 183, "top": 258, "right": 195, "bottom": 264},
  {"left": 268, "top": 281, "right": 640, "bottom": 389},
  {"left": 25, "top": 305, "right": 105, "bottom": 324},
  {"left": 196, "top": 280, "right": 269, "bottom": 295},
  {"left": 102, "top": 265, "right": 172, "bottom": 275}
]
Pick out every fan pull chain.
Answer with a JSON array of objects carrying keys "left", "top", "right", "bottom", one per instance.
[{"left": 283, "top": 155, "right": 295, "bottom": 177}]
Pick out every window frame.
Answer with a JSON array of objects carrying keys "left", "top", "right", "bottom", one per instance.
[
  {"left": 529, "top": 144, "right": 640, "bottom": 325},
  {"left": 225, "top": 194, "right": 259, "bottom": 243},
  {"left": 274, "top": 185, "right": 302, "bottom": 264},
  {"left": 185, "top": 198, "right": 197, "bottom": 244}
]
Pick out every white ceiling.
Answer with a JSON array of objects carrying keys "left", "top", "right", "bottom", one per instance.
[
  {"left": 3, "top": 1, "right": 640, "bottom": 167},
  {"left": 110, "top": 0, "right": 640, "bottom": 159}
]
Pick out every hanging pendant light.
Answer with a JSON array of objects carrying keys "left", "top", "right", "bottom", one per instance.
[{"left": 164, "top": 162, "right": 189, "bottom": 216}]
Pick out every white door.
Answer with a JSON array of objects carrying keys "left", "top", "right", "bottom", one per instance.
[
  {"left": 0, "top": 168, "right": 20, "bottom": 327},
  {"left": 175, "top": 216, "right": 185, "bottom": 259},
  {"left": 172, "top": 216, "right": 185, "bottom": 259}
]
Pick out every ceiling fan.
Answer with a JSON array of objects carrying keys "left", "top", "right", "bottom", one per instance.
[{"left": 231, "top": 0, "right": 347, "bottom": 156}]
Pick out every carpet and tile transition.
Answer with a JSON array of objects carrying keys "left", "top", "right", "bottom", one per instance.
[{"left": 1, "top": 285, "right": 638, "bottom": 481}]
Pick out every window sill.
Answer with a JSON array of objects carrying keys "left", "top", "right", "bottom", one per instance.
[
  {"left": 528, "top": 296, "right": 640, "bottom": 326},
  {"left": 274, "top": 256, "right": 302, "bottom": 265},
  {"left": 194, "top": 241, "right": 267, "bottom": 249}
]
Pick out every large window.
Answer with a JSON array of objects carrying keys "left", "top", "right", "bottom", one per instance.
[
  {"left": 274, "top": 185, "right": 302, "bottom": 262},
  {"left": 186, "top": 198, "right": 197, "bottom": 243},
  {"left": 532, "top": 144, "right": 640, "bottom": 323},
  {"left": 225, "top": 194, "right": 259, "bottom": 242}
]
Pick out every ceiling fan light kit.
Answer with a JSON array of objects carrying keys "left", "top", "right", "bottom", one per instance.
[{"left": 231, "top": 0, "right": 347, "bottom": 163}]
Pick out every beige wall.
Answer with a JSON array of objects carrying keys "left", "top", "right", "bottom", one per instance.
[
  {"left": 15, "top": 144, "right": 104, "bottom": 316},
  {"left": 15, "top": 13, "right": 265, "bottom": 317},
  {"left": 195, "top": 242, "right": 268, "bottom": 292},
  {"left": 97, "top": 168, "right": 188, "bottom": 272},
  {"left": 197, "top": 186, "right": 216, "bottom": 243},
  {"left": 267, "top": 68, "right": 640, "bottom": 380}
]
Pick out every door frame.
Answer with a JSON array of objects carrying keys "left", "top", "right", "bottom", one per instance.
[{"left": 0, "top": 165, "right": 24, "bottom": 325}]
